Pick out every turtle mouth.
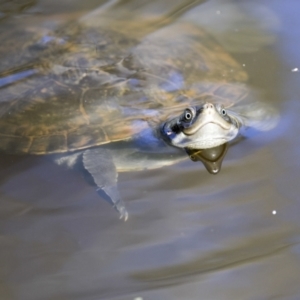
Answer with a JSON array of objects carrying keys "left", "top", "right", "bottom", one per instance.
[
  {"left": 183, "top": 119, "right": 231, "bottom": 135},
  {"left": 161, "top": 115, "right": 232, "bottom": 138}
]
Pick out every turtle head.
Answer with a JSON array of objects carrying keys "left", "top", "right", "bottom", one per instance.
[{"left": 161, "top": 102, "right": 240, "bottom": 149}]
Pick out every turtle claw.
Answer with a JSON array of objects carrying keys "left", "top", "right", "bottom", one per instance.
[
  {"left": 97, "top": 186, "right": 129, "bottom": 220},
  {"left": 119, "top": 208, "right": 129, "bottom": 221},
  {"left": 114, "top": 200, "right": 129, "bottom": 221}
]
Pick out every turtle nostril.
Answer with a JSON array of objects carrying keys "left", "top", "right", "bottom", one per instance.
[{"left": 204, "top": 103, "right": 214, "bottom": 109}]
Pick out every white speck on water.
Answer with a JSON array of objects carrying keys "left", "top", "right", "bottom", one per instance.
[
  {"left": 291, "top": 68, "right": 299, "bottom": 72},
  {"left": 134, "top": 297, "right": 143, "bottom": 300},
  {"left": 272, "top": 210, "right": 277, "bottom": 215},
  {"left": 216, "top": 10, "right": 221, "bottom": 15},
  {"left": 242, "top": 64, "right": 246, "bottom": 67}
]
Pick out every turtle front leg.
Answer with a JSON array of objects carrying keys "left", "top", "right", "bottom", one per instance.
[{"left": 83, "top": 148, "right": 128, "bottom": 221}]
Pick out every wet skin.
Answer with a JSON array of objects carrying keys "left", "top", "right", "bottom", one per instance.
[{"left": 161, "top": 102, "right": 240, "bottom": 149}]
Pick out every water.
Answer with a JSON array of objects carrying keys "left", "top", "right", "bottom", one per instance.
[{"left": 0, "top": 1, "right": 300, "bottom": 299}]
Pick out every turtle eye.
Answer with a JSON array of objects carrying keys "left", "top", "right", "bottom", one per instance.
[
  {"left": 216, "top": 104, "right": 227, "bottom": 116},
  {"left": 184, "top": 108, "right": 193, "bottom": 121}
]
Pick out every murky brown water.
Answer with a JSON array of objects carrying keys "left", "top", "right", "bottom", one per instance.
[{"left": 0, "top": 0, "right": 300, "bottom": 299}]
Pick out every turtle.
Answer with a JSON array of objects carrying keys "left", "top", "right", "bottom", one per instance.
[{"left": 0, "top": 1, "right": 278, "bottom": 220}]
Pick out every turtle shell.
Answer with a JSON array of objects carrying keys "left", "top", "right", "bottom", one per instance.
[{"left": 0, "top": 17, "right": 249, "bottom": 155}]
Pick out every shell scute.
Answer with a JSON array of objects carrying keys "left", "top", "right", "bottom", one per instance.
[{"left": 0, "top": 18, "right": 253, "bottom": 154}]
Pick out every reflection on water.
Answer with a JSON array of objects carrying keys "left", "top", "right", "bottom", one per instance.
[
  {"left": 0, "top": 0, "right": 300, "bottom": 299},
  {"left": 0, "top": 0, "right": 37, "bottom": 20}
]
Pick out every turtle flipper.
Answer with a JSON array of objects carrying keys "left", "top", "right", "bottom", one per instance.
[{"left": 83, "top": 148, "right": 128, "bottom": 221}]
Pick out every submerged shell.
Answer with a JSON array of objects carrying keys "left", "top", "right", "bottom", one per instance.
[{"left": 0, "top": 10, "right": 268, "bottom": 155}]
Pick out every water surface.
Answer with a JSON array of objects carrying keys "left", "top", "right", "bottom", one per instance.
[{"left": 0, "top": 1, "right": 300, "bottom": 299}]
